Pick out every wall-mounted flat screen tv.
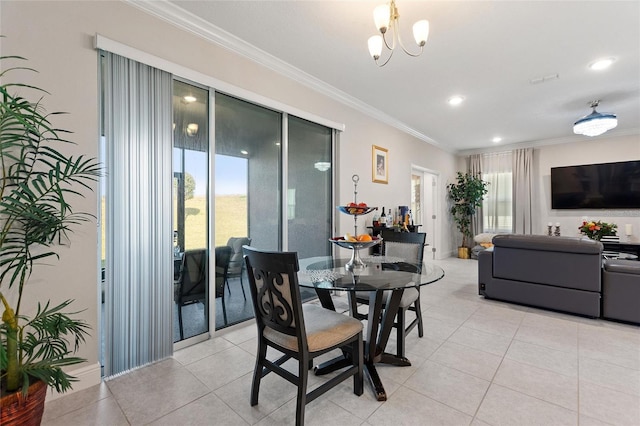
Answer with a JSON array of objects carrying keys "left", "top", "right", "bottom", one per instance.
[{"left": 551, "top": 160, "right": 640, "bottom": 209}]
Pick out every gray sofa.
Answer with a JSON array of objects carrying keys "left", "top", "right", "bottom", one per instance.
[
  {"left": 478, "top": 234, "right": 603, "bottom": 317},
  {"left": 602, "top": 259, "right": 640, "bottom": 324}
]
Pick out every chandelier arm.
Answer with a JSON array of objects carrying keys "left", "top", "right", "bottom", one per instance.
[
  {"left": 395, "top": 17, "right": 424, "bottom": 57},
  {"left": 381, "top": 20, "right": 396, "bottom": 51},
  {"left": 381, "top": 32, "right": 394, "bottom": 51},
  {"left": 374, "top": 48, "right": 395, "bottom": 67}
]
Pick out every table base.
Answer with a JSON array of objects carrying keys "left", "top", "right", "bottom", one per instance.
[
  {"left": 314, "top": 349, "right": 411, "bottom": 401},
  {"left": 312, "top": 286, "right": 414, "bottom": 400}
]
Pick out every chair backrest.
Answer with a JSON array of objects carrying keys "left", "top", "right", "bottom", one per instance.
[
  {"left": 227, "top": 237, "right": 252, "bottom": 275},
  {"left": 380, "top": 230, "right": 427, "bottom": 264},
  {"left": 243, "top": 246, "right": 307, "bottom": 347},
  {"left": 214, "top": 245, "right": 232, "bottom": 298},
  {"left": 177, "top": 249, "right": 208, "bottom": 303}
]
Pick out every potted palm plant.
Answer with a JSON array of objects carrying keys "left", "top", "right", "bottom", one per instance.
[
  {"left": 0, "top": 51, "right": 101, "bottom": 424},
  {"left": 447, "top": 172, "right": 489, "bottom": 259}
]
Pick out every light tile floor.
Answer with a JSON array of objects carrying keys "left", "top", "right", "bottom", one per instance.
[{"left": 43, "top": 257, "right": 640, "bottom": 425}]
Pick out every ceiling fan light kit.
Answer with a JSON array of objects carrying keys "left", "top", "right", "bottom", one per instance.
[
  {"left": 573, "top": 100, "right": 618, "bottom": 137},
  {"left": 368, "top": 0, "right": 429, "bottom": 67}
]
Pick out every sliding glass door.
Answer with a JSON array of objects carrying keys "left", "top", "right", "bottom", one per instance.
[
  {"left": 101, "top": 56, "right": 337, "bottom": 361},
  {"left": 214, "top": 93, "right": 282, "bottom": 328},
  {"left": 287, "top": 116, "right": 333, "bottom": 258},
  {"left": 173, "top": 80, "right": 210, "bottom": 343}
]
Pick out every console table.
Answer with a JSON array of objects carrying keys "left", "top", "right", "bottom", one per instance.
[{"left": 602, "top": 242, "right": 640, "bottom": 259}]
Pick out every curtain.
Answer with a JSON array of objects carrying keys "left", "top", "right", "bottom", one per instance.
[
  {"left": 468, "top": 154, "right": 483, "bottom": 239},
  {"left": 482, "top": 151, "right": 513, "bottom": 233},
  {"left": 101, "top": 51, "right": 174, "bottom": 376},
  {"left": 512, "top": 148, "right": 534, "bottom": 234}
]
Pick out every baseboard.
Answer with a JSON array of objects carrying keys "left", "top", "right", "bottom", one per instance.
[{"left": 45, "top": 362, "right": 102, "bottom": 401}]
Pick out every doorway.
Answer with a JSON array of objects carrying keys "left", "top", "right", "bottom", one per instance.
[{"left": 411, "top": 167, "right": 439, "bottom": 259}]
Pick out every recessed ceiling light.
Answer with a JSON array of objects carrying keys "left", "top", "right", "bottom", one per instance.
[
  {"left": 183, "top": 95, "right": 197, "bottom": 103},
  {"left": 492, "top": 137, "right": 502, "bottom": 143},
  {"left": 240, "top": 150, "right": 249, "bottom": 155},
  {"left": 448, "top": 95, "right": 465, "bottom": 106},
  {"left": 314, "top": 162, "right": 331, "bottom": 172},
  {"left": 589, "top": 58, "right": 615, "bottom": 71}
]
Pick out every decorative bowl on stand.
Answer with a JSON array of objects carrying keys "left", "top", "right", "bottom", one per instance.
[
  {"left": 337, "top": 206, "right": 378, "bottom": 216},
  {"left": 330, "top": 237, "right": 382, "bottom": 271}
]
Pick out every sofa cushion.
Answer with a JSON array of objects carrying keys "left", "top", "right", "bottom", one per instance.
[
  {"left": 604, "top": 259, "right": 640, "bottom": 275},
  {"left": 493, "top": 234, "right": 602, "bottom": 254},
  {"left": 474, "top": 233, "right": 496, "bottom": 244}
]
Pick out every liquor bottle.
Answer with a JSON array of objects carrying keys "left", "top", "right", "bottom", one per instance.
[
  {"left": 380, "top": 207, "right": 386, "bottom": 226},
  {"left": 386, "top": 208, "right": 393, "bottom": 227}
]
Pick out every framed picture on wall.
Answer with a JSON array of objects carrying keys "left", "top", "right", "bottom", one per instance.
[{"left": 372, "top": 145, "right": 388, "bottom": 184}]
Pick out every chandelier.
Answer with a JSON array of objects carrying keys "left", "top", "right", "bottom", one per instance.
[
  {"left": 367, "top": 1, "right": 429, "bottom": 67},
  {"left": 573, "top": 101, "right": 618, "bottom": 137}
]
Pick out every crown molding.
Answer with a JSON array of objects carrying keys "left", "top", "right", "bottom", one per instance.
[
  {"left": 124, "top": 0, "right": 449, "bottom": 152},
  {"left": 457, "top": 127, "right": 640, "bottom": 157}
]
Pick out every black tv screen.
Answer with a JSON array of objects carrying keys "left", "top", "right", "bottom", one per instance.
[{"left": 551, "top": 160, "right": 640, "bottom": 209}]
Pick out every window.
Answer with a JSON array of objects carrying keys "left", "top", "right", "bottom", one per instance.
[{"left": 482, "top": 152, "right": 513, "bottom": 233}]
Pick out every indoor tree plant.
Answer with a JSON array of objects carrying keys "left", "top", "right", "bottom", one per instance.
[
  {"left": 0, "top": 51, "right": 101, "bottom": 424},
  {"left": 447, "top": 172, "right": 489, "bottom": 258}
]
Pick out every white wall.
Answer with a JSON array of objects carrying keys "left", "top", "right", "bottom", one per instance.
[
  {"left": 535, "top": 134, "right": 640, "bottom": 240},
  {"left": 1, "top": 0, "right": 459, "bottom": 395}
]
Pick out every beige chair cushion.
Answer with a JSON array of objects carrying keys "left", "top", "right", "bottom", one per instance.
[
  {"left": 399, "top": 287, "right": 419, "bottom": 308},
  {"left": 264, "top": 304, "right": 362, "bottom": 353},
  {"left": 356, "top": 287, "right": 419, "bottom": 309}
]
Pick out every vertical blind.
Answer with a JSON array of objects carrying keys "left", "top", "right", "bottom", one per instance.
[{"left": 101, "top": 51, "right": 174, "bottom": 376}]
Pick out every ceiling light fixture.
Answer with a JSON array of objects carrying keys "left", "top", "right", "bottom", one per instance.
[
  {"left": 314, "top": 162, "right": 331, "bottom": 172},
  {"left": 240, "top": 150, "right": 249, "bottom": 155},
  {"left": 573, "top": 100, "right": 617, "bottom": 137},
  {"left": 367, "top": 0, "right": 429, "bottom": 67},
  {"left": 186, "top": 123, "right": 198, "bottom": 137},
  {"left": 448, "top": 95, "right": 464, "bottom": 106},
  {"left": 589, "top": 58, "right": 615, "bottom": 71},
  {"left": 492, "top": 137, "right": 502, "bottom": 143}
]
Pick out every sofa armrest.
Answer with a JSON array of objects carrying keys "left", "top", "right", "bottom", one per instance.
[
  {"left": 478, "top": 249, "right": 493, "bottom": 295},
  {"left": 602, "top": 259, "right": 640, "bottom": 323}
]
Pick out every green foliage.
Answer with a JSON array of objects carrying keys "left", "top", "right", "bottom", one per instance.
[
  {"left": 0, "top": 51, "right": 101, "bottom": 395},
  {"left": 447, "top": 172, "right": 489, "bottom": 248},
  {"left": 173, "top": 172, "right": 196, "bottom": 200},
  {"left": 184, "top": 172, "right": 196, "bottom": 200}
]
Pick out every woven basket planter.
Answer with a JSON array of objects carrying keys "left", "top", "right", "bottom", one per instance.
[{"left": 0, "top": 379, "right": 47, "bottom": 426}]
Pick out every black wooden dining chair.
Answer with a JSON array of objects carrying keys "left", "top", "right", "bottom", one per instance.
[
  {"left": 243, "top": 246, "right": 363, "bottom": 426},
  {"left": 353, "top": 230, "right": 426, "bottom": 358}
]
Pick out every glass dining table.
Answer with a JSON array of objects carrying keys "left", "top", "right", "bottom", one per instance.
[{"left": 297, "top": 255, "right": 445, "bottom": 401}]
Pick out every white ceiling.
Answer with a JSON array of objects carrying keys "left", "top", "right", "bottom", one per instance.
[{"left": 143, "top": 0, "right": 640, "bottom": 153}]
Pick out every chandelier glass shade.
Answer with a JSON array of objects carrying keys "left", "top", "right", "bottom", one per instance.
[
  {"left": 368, "top": 1, "right": 429, "bottom": 67},
  {"left": 573, "top": 101, "right": 617, "bottom": 137}
]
